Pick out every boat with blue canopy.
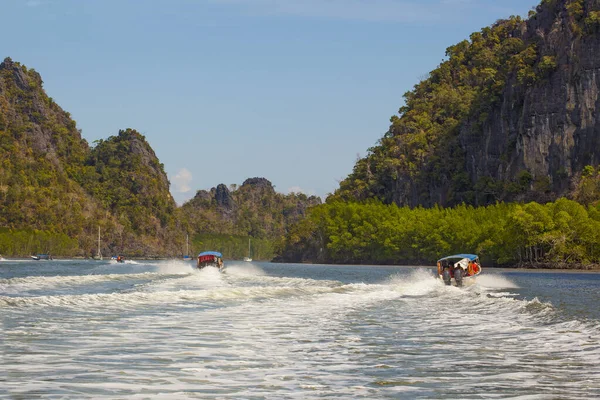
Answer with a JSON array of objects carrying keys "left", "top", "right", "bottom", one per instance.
[
  {"left": 197, "top": 251, "right": 224, "bottom": 270},
  {"left": 436, "top": 253, "right": 482, "bottom": 287}
]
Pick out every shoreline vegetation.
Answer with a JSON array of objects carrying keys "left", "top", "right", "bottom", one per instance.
[
  {"left": 276, "top": 198, "right": 600, "bottom": 270},
  {"left": 0, "top": 229, "right": 274, "bottom": 262},
  {"left": 2, "top": 257, "right": 599, "bottom": 272},
  {"left": 3, "top": 198, "right": 599, "bottom": 271}
]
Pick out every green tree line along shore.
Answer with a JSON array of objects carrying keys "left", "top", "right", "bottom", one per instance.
[
  {"left": 0, "top": 230, "right": 274, "bottom": 261},
  {"left": 277, "top": 197, "right": 600, "bottom": 268},
  {"left": 4, "top": 196, "right": 600, "bottom": 269}
]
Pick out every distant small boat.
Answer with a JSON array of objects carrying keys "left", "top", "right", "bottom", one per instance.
[
  {"left": 197, "top": 251, "right": 224, "bottom": 271},
  {"left": 31, "top": 254, "right": 52, "bottom": 261}
]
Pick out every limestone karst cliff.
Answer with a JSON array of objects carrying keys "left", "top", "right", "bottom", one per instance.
[
  {"left": 0, "top": 57, "right": 178, "bottom": 255},
  {"left": 334, "top": 0, "right": 600, "bottom": 207}
]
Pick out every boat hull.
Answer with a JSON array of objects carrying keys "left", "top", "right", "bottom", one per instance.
[
  {"left": 437, "top": 274, "right": 478, "bottom": 286},
  {"left": 196, "top": 264, "right": 223, "bottom": 272}
]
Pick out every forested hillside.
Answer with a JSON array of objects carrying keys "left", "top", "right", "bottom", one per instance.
[
  {"left": 0, "top": 59, "right": 179, "bottom": 256},
  {"left": 0, "top": 57, "right": 116, "bottom": 255},
  {"left": 179, "top": 178, "right": 321, "bottom": 260},
  {"left": 333, "top": 0, "right": 600, "bottom": 208},
  {"left": 79, "top": 128, "right": 179, "bottom": 255},
  {"left": 278, "top": 0, "right": 600, "bottom": 267},
  {"left": 0, "top": 57, "right": 313, "bottom": 258}
]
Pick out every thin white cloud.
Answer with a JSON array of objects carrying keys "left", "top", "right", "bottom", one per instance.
[{"left": 172, "top": 168, "right": 193, "bottom": 193}]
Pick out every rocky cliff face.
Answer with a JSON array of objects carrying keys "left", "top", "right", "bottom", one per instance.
[
  {"left": 335, "top": 0, "right": 600, "bottom": 208},
  {"left": 0, "top": 58, "right": 178, "bottom": 255},
  {"left": 466, "top": 0, "right": 600, "bottom": 204},
  {"left": 180, "top": 178, "right": 321, "bottom": 239},
  {"left": 0, "top": 57, "right": 102, "bottom": 241},
  {"left": 0, "top": 57, "right": 89, "bottom": 169},
  {"left": 84, "top": 128, "right": 177, "bottom": 243}
]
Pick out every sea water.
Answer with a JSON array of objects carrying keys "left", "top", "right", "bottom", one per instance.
[{"left": 1, "top": 259, "right": 599, "bottom": 399}]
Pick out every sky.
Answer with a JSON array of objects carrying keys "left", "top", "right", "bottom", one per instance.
[{"left": 4, "top": 0, "right": 540, "bottom": 204}]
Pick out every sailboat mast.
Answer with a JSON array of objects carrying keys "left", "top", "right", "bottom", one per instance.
[{"left": 97, "top": 226, "right": 102, "bottom": 260}]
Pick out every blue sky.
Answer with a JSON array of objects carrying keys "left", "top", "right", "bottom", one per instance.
[{"left": 5, "top": 0, "right": 540, "bottom": 204}]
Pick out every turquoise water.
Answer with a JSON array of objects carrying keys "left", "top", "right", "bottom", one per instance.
[{"left": 1, "top": 259, "right": 599, "bottom": 399}]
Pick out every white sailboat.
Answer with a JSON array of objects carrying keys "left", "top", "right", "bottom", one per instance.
[
  {"left": 243, "top": 238, "right": 252, "bottom": 262},
  {"left": 183, "top": 234, "right": 191, "bottom": 260},
  {"left": 97, "top": 226, "right": 103, "bottom": 260}
]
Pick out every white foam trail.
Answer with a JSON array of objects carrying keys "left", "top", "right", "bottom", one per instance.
[
  {"left": 154, "top": 260, "right": 195, "bottom": 274},
  {"left": 0, "top": 284, "right": 342, "bottom": 308},
  {"left": 0, "top": 272, "right": 161, "bottom": 293},
  {"left": 224, "top": 263, "right": 266, "bottom": 277},
  {"left": 108, "top": 259, "right": 141, "bottom": 265},
  {"left": 193, "top": 265, "right": 224, "bottom": 278},
  {"left": 387, "top": 269, "right": 442, "bottom": 296},
  {"left": 475, "top": 273, "right": 519, "bottom": 289},
  {"left": 3, "top": 264, "right": 600, "bottom": 398}
]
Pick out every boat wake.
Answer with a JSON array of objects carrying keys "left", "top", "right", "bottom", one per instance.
[{"left": 2, "top": 263, "right": 600, "bottom": 399}]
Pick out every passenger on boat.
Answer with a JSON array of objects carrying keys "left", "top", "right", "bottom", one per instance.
[
  {"left": 454, "top": 257, "right": 469, "bottom": 270},
  {"left": 468, "top": 260, "right": 480, "bottom": 275}
]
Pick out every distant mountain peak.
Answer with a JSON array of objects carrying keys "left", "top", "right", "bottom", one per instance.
[{"left": 242, "top": 177, "right": 274, "bottom": 191}]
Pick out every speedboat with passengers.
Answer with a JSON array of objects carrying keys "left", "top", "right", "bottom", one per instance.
[
  {"left": 196, "top": 251, "right": 224, "bottom": 271},
  {"left": 436, "top": 254, "right": 482, "bottom": 287}
]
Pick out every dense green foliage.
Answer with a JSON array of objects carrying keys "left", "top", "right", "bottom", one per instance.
[
  {"left": 79, "top": 128, "right": 179, "bottom": 255},
  {"left": 0, "top": 58, "right": 180, "bottom": 257},
  {"left": 0, "top": 59, "right": 315, "bottom": 259},
  {"left": 0, "top": 58, "right": 112, "bottom": 255},
  {"left": 84, "top": 129, "right": 175, "bottom": 231},
  {"left": 332, "top": 15, "right": 530, "bottom": 205},
  {"left": 0, "top": 59, "right": 318, "bottom": 260},
  {"left": 278, "top": 199, "right": 600, "bottom": 267},
  {"left": 179, "top": 180, "right": 321, "bottom": 260},
  {"left": 0, "top": 228, "right": 78, "bottom": 257},
  {"left": 574, "top": 165, "right": 600, "bottom": 205}
]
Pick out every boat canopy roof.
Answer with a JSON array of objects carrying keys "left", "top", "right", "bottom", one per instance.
[
  {"left": 437, "top": 253, "right": 478, "bottom": 262},
  {"left": 198, "top": 251, "right": 222, "bottom": 258}
]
